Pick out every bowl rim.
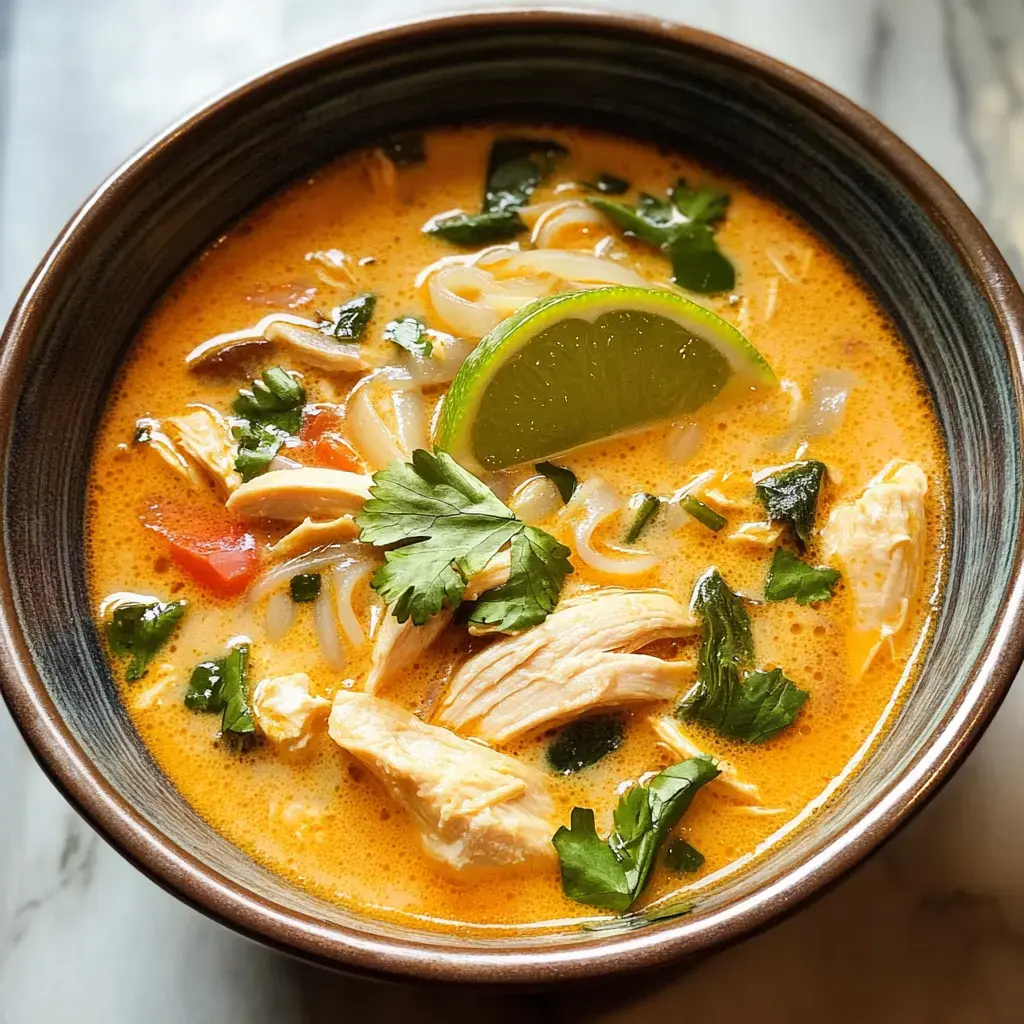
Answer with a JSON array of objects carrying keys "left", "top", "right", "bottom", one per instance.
[{"left": 2, "top": 7, "right": 1024, "bottom": 984}]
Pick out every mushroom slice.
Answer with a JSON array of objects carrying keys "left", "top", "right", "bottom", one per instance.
[
  {"left": 437, "top": 588, "right": 696, "bottom": 743},
  {"left": 226, "top": 467, "right": 372, "bottom": 522},
  {"left": 185, "top": 313, "right": 370, "bottom": 372},
  {"left": 820, "top": 460, "right": 928, "bottom": 674},
  {"left": 268, "top": 515, "right": 360, "bottom": 563},
  {"left": 252, "top": 672, "right": 330, "bottom": 751},
  {"left": 164, "top": 407, "right": 241, "bottom": 496},
  {"left": 327, "top": 691, "right": 555, "bottom": 870}
]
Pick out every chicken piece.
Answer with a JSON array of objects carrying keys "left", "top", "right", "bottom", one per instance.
[
  {"left": 365, "top": 551, "right": 512, "bottom": 695},
  {"left": 328, "top": 692, "right": 555, "bottom": 870},
  {"left": 268, "top": 515, "right": 360, "bottom": 562},
  {"left": 141, "top": 425, "right": 206, "bottom": 489},
  {"left": 226, "top": 467, "right": 372, "bottom": 521},
  {"left": 650, "top": 716, "right": 765, "bottom": 806},
  {"left": 437, "top": 589, "right": 696, "bottom": 743},
  {"left": 726, "top": 521, "right": 784, "bottom": 548},
  {"left": 251, "top": 672, "right": 330, "bottom": 750},
  {"left": 821, "top": 460, "right": 928, "bottom": 674},
  {"left": 165, "top": 408, "right": 242, "bottom": 496}
]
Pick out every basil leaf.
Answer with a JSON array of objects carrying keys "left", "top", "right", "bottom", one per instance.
[
  {"left": 535, "top": 460, "right": 578, "bottom": 503},
  {"left": 106, "top": 599, "right": 187, "bottom": 682},
  {"left": 383, "top": 316, "right": 432, "bottom": 358},
  {"left": 547, "top": 715, "right": 624, "bottom": 774},
  {"left": 764, "top": 547, "right": 841, "bottom": 605},
  {"left": 668, "top": 224, "right": 736, "bottom": 293},
  {"left": 755, "top": 460, "right": 827, "bottom": 548},
  {"left": 186, "top": 643, "right": 254, "bottom": 740},
  {"left": 379, "top": 132, "right": 425, "bottom": 166},
  {"left": 589, "top": 195, "right": 676, "bottom": 247},
  {"left": 715, "top": 667, "right": 808, "bottom": 744},
  {"left": 678, "top": 494, "right": 726, "bottom": 532},
  {"left": 624, "top": 493, "right": 660, "bottom": 543},
  {"left": 670, "top": 179, "right": 730, "bottom": 225},
  {"left": 290, "top": 573, "right": 322, "bottom": 603},
  {"left": 665, "top": 838, "right": 705, "bottom": 873},
  {"left": 422, "top": 209, "right": 525, "bottom": 245},
  {"left": 325, "top": 293, "right": 376, "bottom": 341},
  {"left": 185, "top": 659, "right": 225, "bottom": 713}
]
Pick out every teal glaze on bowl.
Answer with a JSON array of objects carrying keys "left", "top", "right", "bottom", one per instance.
[{"left": 1, "top": 11, "right": 1023, "bottom": 983}]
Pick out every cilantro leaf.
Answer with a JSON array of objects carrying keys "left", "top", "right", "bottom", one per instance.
[
  {"left": 231, "top": 366, "right": 306, "bottom": 481},
  {"left": 356, "top": 448, "right": 571, "bottom": 628},
  {"left": 764, "top": 547, "right": 841, "bottom": 605},
  {"left": 106, "top": 598, "right": 187, "bottom": 682},
  {"left": 668, "top": 224, "right": 736, "bottom": 293},
  {"left": 678, "top": 568, "right": 807, "bottom": 742},
  {"left": 185, "top": 643, "right": 255, "bottom": 740},
  {"left": 383, "top": 316, "right": 432, "bottom": 358},
  {"left": 424, "top": 138, "right": 566, "bottom": 245},
  {"left": 535, "top": 460, "right": 577, "bottom": 503},
  {"left": 324, "top": 293, "right": 376, "bottom": 341},
  {"left": 678, "top": 493, "right": 726, "bottom": 532},
  {"left": 547, "top": 714, "right": 624, "bottom": 775},
  {"left": 755, "top": 460, "right": 827, "bottom": 549},
  {"left": 624, "top": 493, "right": 660, "bottom": 543},
  {"left": 552, "top": 757, "right": 719, "bottom": 912},
  {"left": 665, "top": 838, "right": 705, "bottom": 873}
]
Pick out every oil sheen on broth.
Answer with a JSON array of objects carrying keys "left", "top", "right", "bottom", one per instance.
[{"left": 87, "top": 127, "right": 947, "bottom": 932}]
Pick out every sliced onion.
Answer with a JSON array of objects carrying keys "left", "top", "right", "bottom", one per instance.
[
  {"left": 249, "top": 543, "right": 367, "bottom": 604},
  {"left": 527, "top": 200, "right": 608, "bottom": 249},
  {"left": 268, "top": 454, "right": 303, "bottom": 472},
  {"left": 264, "top": 591, "right": 295, "bottom": 640},
  {"left": 509, "top": 475, "right": 563, "bottom": 523},
  {"left": 392, "top": 389, "right": 429, "bottom": 456},
  {"left": 345, "top": 377, "right": 403, "bottom": 470},
  {"left": 563, "top": 478, "right": 659, "bottom": 575},
  {"left": 428, "top": 265, "right": 508, "bottom": 338},
  {"left": 666, "top": 422, "right": 702, "bottom": 464},
  {"left": 806, "top": 369, "right": 855, "bottom": 437},
  {"left": 498, "top": 249, "right": 652, "bottom": 288},
  {"left": 333, "top": 558, "right": 374, "bottom": 649},
  {"left": 314, "top": 580, "right": 346, "bottom": 670}
]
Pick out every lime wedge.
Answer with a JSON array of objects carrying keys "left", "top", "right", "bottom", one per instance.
[{"left": 437, "top": 286, "right": 775, "bottom": 471}]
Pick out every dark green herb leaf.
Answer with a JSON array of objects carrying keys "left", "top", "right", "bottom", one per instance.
[
  {"left": 764, "top": 547, "right": 841, "bottom": 605},
  {"left": 552, "top": 757, "right": 719, "bottom": 912},
  {"left": 547, "top": 715, "right": 624, "bottom": 774},
  {"left": 384, "top": 317, "right": 432, "bottom": 358},
  {"left": 106, "top": 598, "right": 187, "bottom": 682},
  {"left": 715, "top": 667, "right": 808, "bottom": 744},
  {"left": 379, "top": 131, "right": 425, "bottom": 166},
  {"left": 625, "top": 494, "right": 660, "bottom": 543},
  {"left": 670, "top": 179, "right": 730, "bottom": 225},
  {"left": 231, "top": 366, "right": 306, "bottom": 480},
  {"left": 678, "top": 494, "right": 726, "bottom": 532},
  {"left": 668, "top": 224, "right": 736, "bottom": 293},
  {"left": 325, "top": 293, "right": 376, "bottom": 341},
  {"left": 755, "top": 460, "right": 827, "bottom": 548},
  {"left": 232, "top": 421, "right": 288, "bottom": 482},
  {"left": 185, "top": 643, "right": 255, "bottom": 739},
  {"left": 356, "top": 448, "right": 572, "bottom": 628},
  {"left": 665, "top": 838, "right": 705, "bottom": 873},
  {"left": 290, "top": 573, "right": 322, "bottom": 603},
  {"left": 588, "top": 195, "right": 677, "bottom": 247},
  {"left": 185, "top": 659, "right": 225, "bottom": 712},
  {"left": 422, "top": 209, "right": 525, "bottom": 245},
  {"left": 591, "top": 172, "right": 630, "bottom": 195},
  {"left": 535, "top": 460, "right": 578, "bottom": 503}
]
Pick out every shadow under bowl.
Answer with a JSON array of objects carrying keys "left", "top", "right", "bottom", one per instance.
[{"left": 1, "top": 10, "right": 1023, "bottom": 984}]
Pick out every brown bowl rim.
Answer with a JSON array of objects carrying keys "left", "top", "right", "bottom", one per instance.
[{"left": 2, "top": 8, "right": 1024, "bottom": 984}]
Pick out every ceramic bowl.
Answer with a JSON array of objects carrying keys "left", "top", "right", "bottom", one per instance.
[{"left": 2, "top": 11, "right": 1023, "bottom": 983}]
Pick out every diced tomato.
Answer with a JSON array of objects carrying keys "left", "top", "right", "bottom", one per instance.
[
  {"left": 142, "top": 499, "right": 259, "bottom": 597},
  {"left": 286, "top": 405, "right": 363, "bottom": 472}
]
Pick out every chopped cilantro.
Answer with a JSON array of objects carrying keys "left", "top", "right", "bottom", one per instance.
[
  {"left": 764, "top": 547, "right": 841, "bottom": 605},
  {"left": 324, "top": 293, "right": 376, "bottom": 341},
  {"left": 547, "top": 715, "right": 624, "bottom": 774},
  {"left": 106, "top": 598, "right": 187, "bottom": 682},
  {"left": 355, "top": 448, "right": 572, "bottom": 629},
  {"left": 535, "top": 460, "right": 578, "bottom": 503},
  {"left": 552, "top": 757, "right": 719, "bottom": 912},
  {"left": 383, "top": 316, "right": 432, "bottom": 358},
  {"left": 678, "top": 494, "right": 726, "bottom": 532},
  {"left": 184, "top": 644, "right": 255, "bottom": 740},
  {"left": 289, "top": 573, "right": 322, "bottom": 603},
  {"left": 755, "top": 460, "right": 827, "bottom": 548},
  {"left": 665, "top": 838, "right": 705, "bottom": 873},
  {"left": 625, "top": 493, "right": 660, "bottom": 543},
  {"left": 231, "top": 366, "right": 306, "bottom": 481}
]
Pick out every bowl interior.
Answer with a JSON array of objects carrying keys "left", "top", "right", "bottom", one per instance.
[{"left": 2, "top": 15, "right": 1021, "bottom": 979}]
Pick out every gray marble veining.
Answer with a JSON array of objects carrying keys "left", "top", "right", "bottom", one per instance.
[{"left": 2, "top": 1, "right": 1024, "bottom": 1021}]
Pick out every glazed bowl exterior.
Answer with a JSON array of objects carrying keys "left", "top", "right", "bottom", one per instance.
[{"left": 2, "top": 11, "right": 1023, "bottom": 984}]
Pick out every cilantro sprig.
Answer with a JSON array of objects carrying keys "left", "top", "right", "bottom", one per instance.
[
  {"left": 764, "top": 547, "right": 841, "bottom": 605},
  {"left": 184, "top": 643, "right": 255, "bottom": 741},
  {"left": 754, "top": 460, "right": 827, "bottom": 549},
  {"left": 355, "top": 448, "right": 572, "bottom": 630},
  {"left": 231, "top": 366, "right": 306, "bottom": 482}
]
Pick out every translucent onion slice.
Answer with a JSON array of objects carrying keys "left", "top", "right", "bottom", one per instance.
[
  {"left": 314, "top": 580, "right": 346, "bottom": 670},
  {"left": 345, "top": 376, "right": 403, "bottom": 470},
  {"left": 509, "top": 475, "right": 562, "bottom": 524},
  {"left": 497, "top": 250, "right": 653, "bottom": 288},
  {"left": 267, "top": 454, "right": 303, "bottom": 472},
  {"left": 806, "top": 369, "right": 855, "bottom": 437},
  {"left": 264, "top": 591, "right": 295, "bottom": 641},
  {"left": 392, "top": 389, "right": 430, "bottom": 456},
  {"left": 665, "top": 422, "right": 702, "bottom": 464},
  {"left": 563, "top": 478, "right": 659, "bottom": 575},
  {"left": 248, "top": 543, "right": 367, "bottom": 604},
  {"left": 333, "top": 558, "right": 374, "bottom": 649}
]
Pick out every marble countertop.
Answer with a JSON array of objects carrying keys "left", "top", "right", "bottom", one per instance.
[{"left": 2, "top": 1, "right": 1023, "bottom": 1020}]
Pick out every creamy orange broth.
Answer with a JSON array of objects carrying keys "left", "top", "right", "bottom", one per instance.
[{"left": 86, "top": 127, "right": 947, "bottom": 933}]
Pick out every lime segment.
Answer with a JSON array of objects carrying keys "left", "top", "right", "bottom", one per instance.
[{"left": 437, "top": 286, "right": 775, "bottom": 472}]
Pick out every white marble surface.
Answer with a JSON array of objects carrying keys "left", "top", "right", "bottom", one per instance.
[{"left": 2, "top": 0, "right": 1024, "bottom": 1020}]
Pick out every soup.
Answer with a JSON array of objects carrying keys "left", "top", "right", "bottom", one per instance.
[{"left": 87, "top": 127, "right": 946, "bottom": 932}]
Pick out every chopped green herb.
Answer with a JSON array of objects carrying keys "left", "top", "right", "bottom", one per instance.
[
  {"left": 185, "top": 644, "right": 255, "bottom": 740},
  {"left": 625, "top": 493, "right": 660, "bottom": 543},
  {"left": 324, "top": 293, "right": 376, "bottom": 341},
  {"left": 232, "top": 421, "right": 288, "bottom": 482},
  {"left": 678, "top": 569, "right": 808, "bottom": 743},
  {"left": 589, "top": 177, "right": 735, "bottom": 294},
  {"left": 290, "top": 573, "right": 322, "bottom": 603},
  {"left": 384, "top": 316, "right": 432, "bottom": 358},
  {"left": 552, "top": 756, "right": 719, "bottom": 912},
  {"left": 356, "top": 448, "right": 572, "bottom": 629},
  {"left": 424, "top": 137, "right": 566, "bottom": 245},
  {"left": 665, "top": 838, "right": 705, "bottom": 873},
  {"left": 764, "top": 547, "right": 841, "bottom": 605},
  {"left": 379, "top": 131, "right": 425, "bottom": 166},
  {"left": 755, "top": 460, "right": 827, "bottom": 548},
  {"left": 547, "top": 715, "right": 624, "bottom": 774},
  {"left": 231, "top": 366, "right": 307, "bottom": 481},
  {"left": 678, "top": 494, "right": 726, "bottom": 532},
  {"left": 590, "top": 172, "right": 630, "bottom": 195},
  {"left": 535, "top": 460, "right": 578, "bottom": 503},
  {"left": 106, "top": 598, "right": 187, "bottom": 682}
]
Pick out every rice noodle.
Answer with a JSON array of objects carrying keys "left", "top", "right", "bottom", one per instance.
[
  {"left": 391, "top": 389, "right": 429, "bottom": 456},
  {"left": 248, "top": 543, "right": 367, "bottom": 604},
  {"left": 509, "top": 475, "right": 562, "bottom": 524},
  {"left": 333, "top": 559, "right": 374, "bottom": 649},
  {"left": 563, "top": 478, "right": 659, "bottom": 575},
  {"left": 522, "top": 199, "right": 609, "bottom": 249},
  {"left": 497, "top": 249, "right": 651, "bottom": 288},
  {"left": 265, "top": 591, "right": 295, "bottom": 640},
  {"left": 314, "top": 581, "right": 346, "bottom": 670},
  {"left": 345, "top": 376, "right": 404, "bottom": 469}
]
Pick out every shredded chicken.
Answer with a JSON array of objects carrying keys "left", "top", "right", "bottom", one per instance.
[
  {"left": 726, "top": 521, "right": 784, "bottom": 548},
  {"left": 437, "top": 588, "right": 696, "bottom": 743},
  {"left": 268, "top": 515, "right": 360, "bottom": 562},
  {"left": 365, "top": 551, "right": 512, "bottom": 695},
  {"left": 164, "top": 408, "right": 241, "bottom": 496},
  {"left": 251, "top": 673, "right": 330, "bottom": 750},
  {"left": 141, "top": 425, "right": 205, "bottom": 488},
  {"left": 821, "top": 460, "right": 928, "bottom": 673},
  {"left": 226, "top": 467, "right": 372, "bottom": 521},
  {"left": 132, "top": 662, "right": 179, "bottom": 711},
  {"left": 327, "top": 692, "right": 555, "bottom": 870}
]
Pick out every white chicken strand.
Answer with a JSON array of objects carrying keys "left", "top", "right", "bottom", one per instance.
[{"left": 820, "top": 460, "right": 928, "bottom": 674}]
